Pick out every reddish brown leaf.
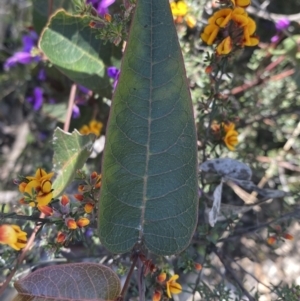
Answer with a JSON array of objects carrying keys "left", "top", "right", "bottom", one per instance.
[{"left": 13, "top": 263, "right": 121, "bottom": 301}]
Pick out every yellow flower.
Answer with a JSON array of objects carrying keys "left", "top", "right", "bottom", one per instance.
[
  {"left": 166, "top": 274, "right": 182, "bottom": 298},
  {"left": 89, "top": 119, "right": 103, "bottom": 136},
  {"left": 223, "top": 122, "right": 238, "bottom": 151},
  {"left": 79, "top": 125, "right": 90, "bottom": 135},
  {"left": 0, "top": 224, "right": 27, "bottom": 250},
  {"left": 79, "top": 120, "right": 103, "bottom": 137},
  {"left": 216, "top": 36, "right": 233, "bottom": 55},
  {"left": 20, "top": 168, "right": 54, "bottom": 206},
  {"left": 201, "top": 23, "right": 220, "bottom": 45},
  {"left": 185, "top": 15, "right": 197, "bottom": 29},
  {"left": 171, "top": 1, "right": 188, "bottom": 17},
  {"left": 231, "top": 0, "right": 251, "bottom": 8}
]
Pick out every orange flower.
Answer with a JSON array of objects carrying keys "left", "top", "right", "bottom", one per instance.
[
  {"left": 0, "top": 224, "right": 27, "bottom": 250},
  {"left": 77, "top": 217, "right": 90, "bottom": 228},
  {"left": 156, "top": 272, "right": 167, "bottom": 283},
  {"left": 166, "top": 275, "right": 182, "bottom": 298},
  {"left": 66, "top": 218, "right": 77, "bottom": 230}
]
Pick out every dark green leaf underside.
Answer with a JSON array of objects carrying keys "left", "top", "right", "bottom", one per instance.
[{"left": 99, "top": 0, "right": 198, "bottom": 255}]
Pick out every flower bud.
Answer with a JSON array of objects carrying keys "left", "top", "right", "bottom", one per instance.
[
  {"left": 84, "top": 203, "right": 94, "bottom": 214},
  {"left": 77, "top": 217, "right": 90, "bottom": 228},
  {"left": 156, "top": 273, "right": 167, "bottom": 283},
  {"left": 74, "top": 194, "right": 84, "bottom": 202},
  {"left": 66, "top": 218, "right": 77, "bottom": 230},
  {"left": 56, "top": 231, "right": 66, "bottom": 243}
]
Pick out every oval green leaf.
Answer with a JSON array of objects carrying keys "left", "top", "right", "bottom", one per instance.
[
  {"left": 13, "top": 263, "right": 121, "bottom": 301},
  {"left": 52, "top": 128, "right": 95, "bottom": 198},
  {"left": 98, "top": 0, "right": 198, "bottom": 255},
  {"left": 39, "top": 9, "right": 122, "bottom": 96}
]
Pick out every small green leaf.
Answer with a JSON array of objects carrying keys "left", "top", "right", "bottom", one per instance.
[
  {"left": 52, "top": 128, "right": 94, "bottom": 198},
  {"left": 99, "top": 0, "right": 198, "bottom": 255},
  {"left": 39, "top": 9, "right": 122, "bottom": 96},
  {"left": 13, "top": 263, "right": 121, "bottom": 301}
]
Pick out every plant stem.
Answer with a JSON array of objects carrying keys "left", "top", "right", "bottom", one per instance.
[{"left": 120, "top": 253, "right": 139, "bottom": 299}]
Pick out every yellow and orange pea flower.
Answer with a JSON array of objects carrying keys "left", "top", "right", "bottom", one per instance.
[
  {"left": 223, "top": 122, "right": 239, "bottom": 151},
  {"left": 0, "top": 224, "right": 27, "bottom": 250},
  {"left": 201, "top": 5, "right": 259, "bottom": 55},
  {"left": 166, "top": 274, "right": 182, "bottom": 298},
  {"left": 19, "top": 168, "right": 54, "bottom": 206},
  {"left": 211, "top": 122, "right": 239, "bottom": 151},
  {"left": 79, "top": 120, "right": 103, "bottom": 137},
  {"left": 231, "top": 0, "right": 251, "bottom": 8}
]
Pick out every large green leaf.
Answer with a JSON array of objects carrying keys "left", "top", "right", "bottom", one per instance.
[
  {"left": 13, "top": 263, "right": 121, "bottom": 301},
  {"left": 32, "top": 0, "right": 74, "bottom": 34},
  {"left": 52, "top": 128, "right": 94, "bottom": 198},
  {"left": 99, "top": 0, "right": 198, "bottom": 255},
  {"left": 39, "top": 10, "right": 122, "bottom": 97}
]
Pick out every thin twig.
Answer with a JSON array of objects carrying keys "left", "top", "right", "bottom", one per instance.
[
  {"left": 120, "top": 254, "right": 138, "bottom": 299},
  {"left": 219, "top": 207, "right": 300, "bottom": 242},
  {"left": 213, "top": 247, "right": 256, "bottom": 301},
  {"left": 64, "top": 84, "right": 77, "bottom": 132}
]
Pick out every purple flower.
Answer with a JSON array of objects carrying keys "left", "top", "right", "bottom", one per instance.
[
  {"left": 275, "top": 18, "right": 290, "bottom": 31},
  {"left": 72, "top": 104, "right": 81, "bottom": 119},
  {"left": 271, "top": 35, "right": 280, "bottom": 43},
  {"left": 4, "top": 30, "right": 40, "bottom": 70},
  {"left": 107, "top": 66, "right": 120, "bottom": 90},
  {"left": 22, "top": 31, "right": 39, "bottom": 52},
  {"left": 37, "top": 69, "right": 46, "bottom": 81},
  {"left": 78, "top": 85, "right": 90, "bottom": 94},
  {"left": 87, "top": 0, "right": 115, "bottom": 15},
  {"left": 4, "top": 52, "right": 39, "bottom": 70},
  {"left": 26, "top": 87, "right": 44, "bottom": 111}
]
